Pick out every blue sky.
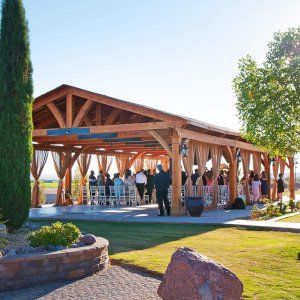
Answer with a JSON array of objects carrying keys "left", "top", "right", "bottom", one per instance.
[{"left": 22, "top": 0, "right": 300, "bottom": 178}]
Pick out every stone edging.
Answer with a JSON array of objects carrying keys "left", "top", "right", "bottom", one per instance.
[{"left": 0, "top": 237, "right": 109, "bottom": 292}]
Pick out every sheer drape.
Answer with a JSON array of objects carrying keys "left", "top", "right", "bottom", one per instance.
[
  {"left": 133, "top": 157, "right": 144, "bottom": 173},
  {"left": 97, "top": 155, "right": 113, "bottom": 174},
  {"left": 161, "top": 156, "right": 169, "bottom": 171},
  {"left": 194, "top": 142, "right": 210, "bottom": 196},
  {"left": 253, "top": 152, "right": 262, "bottom": 175},
  {"left": 30, "top": 150, "right": 48, "bottom": 207},
  {"left": 210, "top": 145, "right": 223, "bottom": 208},
  {"left": 145, "top": 159, "right": 158, "bottom": 172},
  {"left": 271, "top": 157, "right": 280, "bottom": 200},
  {"left": 77, "top": 153, "right": 91, "bottom": 204},
  {"left": 115, "top": 155, "right": 130, "bottom": 177},
  {"left": 52, "top": 151, "right": 72, "bottom": 206},
  {"left": 182, "top": 141, "right": 195, "bottom": 196},
  {"left": 242, "top": 150, "right": 250, "bottom": 201}
]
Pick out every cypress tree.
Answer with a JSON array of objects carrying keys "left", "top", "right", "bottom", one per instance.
[{"left": 0, "top": 0, "right": 33, "bottom": 232}]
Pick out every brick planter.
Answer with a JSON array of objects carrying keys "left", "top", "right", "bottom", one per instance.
[{"left": 0, "top": 237, "right": 109, "bottom": 291}]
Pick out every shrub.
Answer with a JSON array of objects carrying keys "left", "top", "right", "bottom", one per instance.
[
  {"left": 250, "top": 205, "right": 265, "bottom": 220},
  {"left": 266, "top": 204, "right": 282, "bottom": 218},
  {"left": 28, "top": 222, "right": 80, "bottom": 247},
  {"left": 289, "top": 199, "right": 295, "bottom": 212}
]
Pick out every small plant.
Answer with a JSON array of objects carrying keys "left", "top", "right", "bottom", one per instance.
[
  {"left": 295, "top": 200, "right": 300, "bottom": 211},
  {"left": 266, "top": 204, "right": 282, "bottom": 218},
  {"left": 289, "top": 199, "right": 295, "bottom": 212},
  {"left": 28, "top": 222, "right": 80, "bottom": 247},
  {"left": 250, "top": 205, "right": 265, "bottom": 220}
]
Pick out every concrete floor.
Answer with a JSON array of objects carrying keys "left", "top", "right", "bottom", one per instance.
[{"left": 29, "top": 203, "right": 300, "bottom": 232}]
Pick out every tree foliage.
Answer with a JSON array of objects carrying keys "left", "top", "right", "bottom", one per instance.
[
  {"left": 0, "top": 0, "right": 33, "bottom": 231},
  {"left": 233, "top": 27, "right": 300, "bottom": 157}
]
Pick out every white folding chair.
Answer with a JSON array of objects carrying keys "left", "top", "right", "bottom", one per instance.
[
  {"left": 181, "top": 185, "right": 186, "bottom": 205},
  {"left": 89, "top": 186, "right": 98, "bottom": 205},
  {"left": 98, "top": 186, "right": 107, "bottom": 206},
  {"left": 202, "top": 186, "right": 213, "bottom": 206},
  {"left": 192, "top": 185, "right": 197, "bottom": 197},
  {"left": 218, "top": 185, "right": 229, "bottom": 207},
  {"left": 109, "top": 186, "right": 116, "bottom": 206},
  {"left": 128, "top": 186, "right": 138, "bottom": 206},
  {"left": 115, "top": 185, "right": 126, "bottom": 206},
  {"left": 82, "top": 186, "right": 88, "bottom": 204}
]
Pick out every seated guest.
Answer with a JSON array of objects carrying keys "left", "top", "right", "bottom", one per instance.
[
  {"left": 114, "top": 173, "right": 124, "bottom": 199},
  {"left": 206, "top": 170, "right": 214, "bottom": 187},
  {"left": 124, "top": 169, "right": 135, "bottom": 192},
  {"left": 105, "top": 173, "right": 113, "bottom": 196},
  {"left": 97, "top": 170, "right": 105, "bottom": 187},
  {"left": 135, "top": 169, "right": 147, "bottom": 201},
  {"left": 191, "top": 169, "right": 199, "bottom": 186}
]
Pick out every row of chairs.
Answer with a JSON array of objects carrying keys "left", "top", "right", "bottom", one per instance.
[
  {"left": 82, "top": 185, "right": 150, "bottom": 206},
  {"left": 167, "top": 185, "right": 230, "bottom": 208}
]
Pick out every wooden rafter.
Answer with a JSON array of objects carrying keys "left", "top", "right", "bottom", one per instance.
[
  {"left": 72, "top": 100, "right": 94, "bottom": 127},
  {"left": 95, "top": 103, "right": 102, "bottom": 125},
  {"left": 46, "top": 103, "right": 66, "bottom": 128},
  {"left": 148, "top": 130, "right": 172, "bottom": 157},
  {"left": 105, "top": 108, "right": 121, "bottom": 125}
]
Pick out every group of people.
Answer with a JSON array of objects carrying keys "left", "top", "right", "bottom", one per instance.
[
  {"left": 243, "top": 171, "right": 284, "bottom": 203},
  {"left": 88, "top": 165, "right": 171, "bottom": 216}
]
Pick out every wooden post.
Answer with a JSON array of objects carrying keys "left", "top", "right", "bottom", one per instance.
[
  {"left": 229, "top": 147, "right": 237, "bottom": 205},
  {"left": 65, "top": 165, "right": 72, "bottom": 195},
  {"left": 171, "top": 130, "right": 182, "bottom": 216},
  {"left": 288, "top": 157, "right": 295, "bottom": 199},
  {"left": 66, "top": 94, "right": 73, "bottom": 128}
]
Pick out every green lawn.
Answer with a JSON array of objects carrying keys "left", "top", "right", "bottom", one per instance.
[
  {"left": 279, "top": 213, "right": 300, "bottom": 223},
  {"left": 33, "top": 221, "right": 300, "bottom": 300}
]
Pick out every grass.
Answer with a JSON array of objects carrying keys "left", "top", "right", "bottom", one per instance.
[
  {"left": 32, "top": 220, "right": 300, "bottom": 300},
  {"left": 279, "top": 213, "right": 300, "bottom": 223},
  {"left": 30, "top": 182, "right": 58, "bottom": 188}
]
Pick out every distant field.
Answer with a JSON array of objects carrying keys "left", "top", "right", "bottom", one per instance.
[{"left": 31, "top": 182, "right": 58, "bottom": 188}]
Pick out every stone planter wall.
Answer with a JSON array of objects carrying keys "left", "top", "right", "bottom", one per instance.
[{"left": 0, "top": 237, "right": 109, "bottom": 292}]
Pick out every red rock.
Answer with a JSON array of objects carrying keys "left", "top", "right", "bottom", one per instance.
[{"left": 157, "top": 247, "right": 243, "bottom": 300}]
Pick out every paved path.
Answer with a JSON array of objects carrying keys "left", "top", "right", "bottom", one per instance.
[
  {"left": 29, "top": 204, "right": 300, "bottom": 232},
  {"left": 0, "top": 265, "right": 161, "bottom": 300},
  {"left": 30, "top": 204, "right": 255, "bottom": 224}
]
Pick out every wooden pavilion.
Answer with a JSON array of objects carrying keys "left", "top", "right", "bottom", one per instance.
[{"left": 31, "top": 85, "right": 296, "bottom": 215}]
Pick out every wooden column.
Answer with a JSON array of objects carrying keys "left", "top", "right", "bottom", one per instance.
[
  {"left": 65, "top": 166, "right": 72, "bottom": 195},
  {"left": 229, "top": 147, "right": 237, "bottom": 205},
  {"left": 171, "top": 130, "right": 182, "bottom": 216},
  {"left": 288, "top": 157, "right": 295, "bottom": 199},
  {"left": 66, "top": 94, "right": 73, "bottom": 128}
]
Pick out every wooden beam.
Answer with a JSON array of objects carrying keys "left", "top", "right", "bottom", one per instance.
[
  {"left": 33, "top": 121, "right": 185, "bottom": 138},
  {"left": 148, "top": 130, "right": 172, "bottom": 157},
  {"left": 72, "top": 100, "right": 94, "bottom": 127},
  {"left": 66, "top": 94, "right": 73, "bottom": 127},
  {"left": 83, "top": 116, "right": 93, "bottom": 126},
  {"left": 71, "top": 88, "right": 185, "bottom": 122},
  {"left": 46, "top": 103, "right": 66, "bottom": 128},
  {"left": 176, "top": 128, "right": 261, "bottom": 152},
  {"left": 95, "top": 103, "right": 102, "bottom": 125},
  {"left": 105, "top": 108, "right": 121, "bottom": 125}
]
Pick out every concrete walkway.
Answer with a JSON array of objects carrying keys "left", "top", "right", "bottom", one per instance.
[{"left": 29, "top": 204, "right": 300, "bottom": 232}]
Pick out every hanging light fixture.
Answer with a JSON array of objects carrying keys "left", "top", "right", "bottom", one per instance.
[
  {"left": 236, "top": 148, "right": 242, "bottom": 163},
  {"left": 180, "top": 143, "right": 189, "bottom": 157}
]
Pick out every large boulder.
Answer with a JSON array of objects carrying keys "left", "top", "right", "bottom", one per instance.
[{"left": 158, "top": 247, "right": 243, "bottom": 300}]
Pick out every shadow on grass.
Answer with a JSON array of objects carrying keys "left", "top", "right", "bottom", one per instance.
[{"left": 32, "top": 220, "right": 222, "bottom": 255}]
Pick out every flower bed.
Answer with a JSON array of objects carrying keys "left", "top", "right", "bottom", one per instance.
[{"left": 0, "top": 236, "right": 109, "bottom": 291}]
